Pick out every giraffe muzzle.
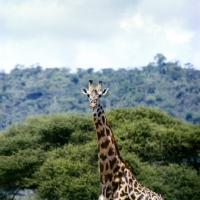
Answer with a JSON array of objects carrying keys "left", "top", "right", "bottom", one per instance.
[{"left": 90, "top": 102, "right": 96, "bottom": 108}]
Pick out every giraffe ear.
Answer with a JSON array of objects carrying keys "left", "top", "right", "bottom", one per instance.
[
  {"left": 81, "top": 88, "right": 89, "bottom": 95},
  {"left": 102, "top": 88, "right": 109, "bottom": 95}
]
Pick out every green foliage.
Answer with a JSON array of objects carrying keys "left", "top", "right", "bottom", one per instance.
[
  {"left": 0, "top": 113, "right": 95, "bottom": 199},
  {"left": 0, "top": 108, "right": 200, "bottom": 199},
  {"left": 107, "top": 108, "right": 200, "bottom": 166},
  {"left": 34, "top": 144, "right": 99, "bottom": 200},
  {"left": 1, "top": 55, "right": 200, "bottom": 130},
  {"left": 137, "top": 163, "right": 200, "bottom": 200}
]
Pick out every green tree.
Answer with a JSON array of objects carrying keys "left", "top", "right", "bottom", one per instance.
[{"left": 154, "top": 53, "right": 166, "bottom": 66}]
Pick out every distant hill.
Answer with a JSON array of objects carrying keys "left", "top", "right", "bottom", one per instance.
[{"left": 0, "top": 53, "right": 200, "bottom": 130}]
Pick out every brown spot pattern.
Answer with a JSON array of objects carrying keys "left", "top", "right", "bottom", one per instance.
[
  {"left": 100, "top": 153, "right": 107, "bottom": 161},
  {"left": 108, "top": 147, "right": 114, "bottom": 156},
  {"left": 101, "top": 139, "right": 109, "bottom": 149},
  {"left": 110, "top": 157, "right": 117, "bottom": 170},
  {"left": 106, "top": 128, "right": 111, "bottom": 136},
  {"left": 100, "top": 163, "right": 104, "bottom": 173},
  {"left": 102, "top": 115, "right": 105, "bottom": 124},
  {"left": 92, "top": 104, "right": 163, "bottom": 200}
]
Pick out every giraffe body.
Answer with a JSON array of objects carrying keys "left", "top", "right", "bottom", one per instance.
[{"left": 82, "top": 80, "right": 164, "bottom": 200}]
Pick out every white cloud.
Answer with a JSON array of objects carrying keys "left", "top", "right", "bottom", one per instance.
[
  {"left": 74, "top": 41, "right": 111, "bottom": 69},
  {"left": 0, "top": 0, "right": 200, "bottom": 73},
  {"left": 118, "top": 2, "right": 198, "bottom": 67},
  {"left": 165, "top": 29, "right": 194, "bottom": 44}
]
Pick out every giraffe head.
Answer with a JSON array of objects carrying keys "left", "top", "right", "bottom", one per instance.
[{"left": 81, "top": 80, "right": 109, "bottom": 109}]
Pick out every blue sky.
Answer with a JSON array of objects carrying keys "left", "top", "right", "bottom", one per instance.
[{"left": 0, "top": 0, "right": 200, "bottom": 73}]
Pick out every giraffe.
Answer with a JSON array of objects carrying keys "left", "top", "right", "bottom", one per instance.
[{"left": 81, "top": 80, "right": 164, "bottom": 200}]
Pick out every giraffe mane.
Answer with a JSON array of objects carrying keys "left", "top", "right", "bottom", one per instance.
[{"left": 107, "top": 122, "right": 133, "bottom": 174}]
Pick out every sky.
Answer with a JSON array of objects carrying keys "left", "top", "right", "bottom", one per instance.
[{"left": 0, "top": 0, "right": 200, "bottom": 73}]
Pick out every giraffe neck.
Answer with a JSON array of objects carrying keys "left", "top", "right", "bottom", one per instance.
[
  {"left": 93, "top": 104, "right": 124, "bottom": 182},
  {"left": 92, "top": 104, "right": 164, "bottom": 200}
]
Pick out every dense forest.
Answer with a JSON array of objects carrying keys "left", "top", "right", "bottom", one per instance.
[
  {"left": 0, "top": 54, "right": 200, "bottom": 130},
  {"left": 0, "top": 107, "right": 200, "bottom": 199},
  {"left": 0, "top": 54, "right": 200, "bottom": 199}
]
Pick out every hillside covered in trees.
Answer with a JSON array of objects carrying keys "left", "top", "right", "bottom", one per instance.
[
  {"left": 0, "top": 54, "right": 200, "bottom": 130},
  {"left": 0, "top": 107, "right": 200, "bottom": 200}
]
